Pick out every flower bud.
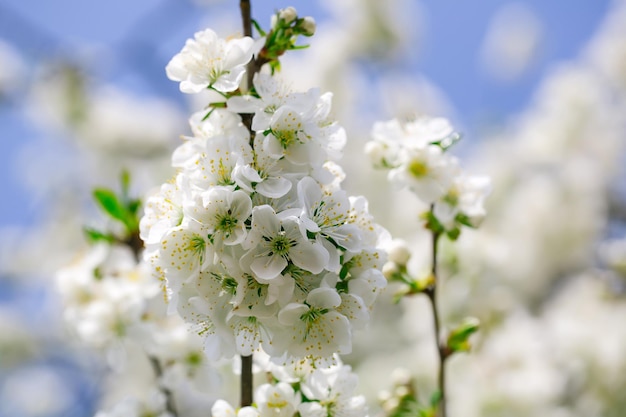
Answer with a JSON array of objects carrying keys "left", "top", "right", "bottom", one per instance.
[
  {"left": 279, "top": 6, "right": 297, "bottom": 24},
  {"left": 382, "top": 261, "right": 399, "bottom": 280},
  {"left": 364, "top": 140, "right": 388, "bottom": 167},
  {"left": 300, "top": 16, "right": 316, "bottom": 36},
  {"left": 387, "top": 239, "right": 411, "bottom": 266}
]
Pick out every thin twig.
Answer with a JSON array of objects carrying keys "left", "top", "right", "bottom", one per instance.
[
  {"left": 149, "top": 356, "right": 178, "bottom": 416},
  {"left": 425, "top": 225, "right": 447, "bottom": 417}
]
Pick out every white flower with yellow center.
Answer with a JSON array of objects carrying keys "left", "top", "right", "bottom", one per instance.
[
  {"left": 241, "top": 205, "right": 329, "bottom": 281},
  {"left": 166, "top": 28, "right": 255, "bottom": 94},
  {"left": 186, "top": 187, "right": 252, "bottom": 249},
  {"left": 299, "top": 364, "right": 368, "bottom": 417},
  {"left": 256, "top": 382, "right": 301, "bottom": 417},
  {"left": 276, "top": 287, "right": 351, "bottom": 361},
  {"left": 389, "top": 144, "right": 459, "bottom": 203}
]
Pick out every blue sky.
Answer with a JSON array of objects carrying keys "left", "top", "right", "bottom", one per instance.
[{"left": 0, "top": 0, "right": 613, "bottom": 229}]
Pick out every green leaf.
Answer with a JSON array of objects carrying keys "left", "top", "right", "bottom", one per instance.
[
  {"left": 83, "top": 226, "right": 115, "bottom": 244},
  {"left": 447, "top": 317, "right": 480, "bottom": 354},
  {"left": 92, "top": 188, "right": 137, "bottom": 233},
  {"left": 446, "top": 227, "right": 461, "bottom": 241},
  {"left": 93, "top": 188, "right": 127, "bottom": 221},
  {"left": 127, "top": 199, "right": 142, "bottom": 216}
]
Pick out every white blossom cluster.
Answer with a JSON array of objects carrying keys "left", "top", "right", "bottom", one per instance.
[
  {"left": 56, "top": 243, "right": 221, "bottom": 416},
  {"left": 141, "top": 20, "right": 388, "bottom": 366},
  {"left": 366, "top": 117, "right": 491, "bottom": 233},
  {"left": 213, "top": 355, "right": 368, "bottom": 417}
]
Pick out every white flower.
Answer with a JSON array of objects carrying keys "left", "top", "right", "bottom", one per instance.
[
  {"left": 241, "top": 205, "right": 329, "bottom": 281},
  {"left": 371, "top": 117, "right": 456, "bottom": 162},
  {"left": 153, "top": 226, "right": 213, "bottom": 306},
  {"left": 166, "top": 29, "right": 255, "bottom": 94},
  {"left": 212, "top": 399, "right": 259, "bottom": 417},
  {"left": 277, "top": 287, "right": 351, "bottom": 360},
  {"left": 94, "top": 390, "right": 172, "bottom": 417},
  {"left": 389, "top": 144, "right": 459, "bottom": 203},
  {"left": 297, "top": 176, "right": 362, "bottom": 254},
  {"left": 299, "top": 365, "right": 368, "bottom": 417},
  {"left": 256, "top": 382, "right": 301, "bottom": 417},
  {"left": 140, "top": 175, "right": 185, "bottom": 245},
  {"left": 187, "top": 187, "right": 252, "bottom": 249},
  {"left": 233, "top": 133, "right": 293, "bottom": 199},
  {"left": 434, "top": 174, "right": 491, "bottom": 229}
]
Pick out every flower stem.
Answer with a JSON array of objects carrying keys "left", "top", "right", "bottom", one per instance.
[
  {"left": 240, "top": 354, "right": 254, "bottom": 407},
  {"left": 424, "top": 225, "right": 447, "bottom": 417},
  {"left": 149, "top": 356, "right": 178, "bottom": 416}
]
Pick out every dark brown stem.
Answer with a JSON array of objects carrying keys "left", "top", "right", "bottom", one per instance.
[
  {"left": 240, "top": 354, "right": 254, "bottom": 407},
  {"left": 424, "top": 225, "right": 447, "bottom": 417},
  {"left": 238, "top": 2, "right": 255, "bottom": 408},
  {"left": 149, "top": 356, "right": 178, "bottom": 416},
  {"left": 239, "top": 0, "right": 255, "bottom": 91}
]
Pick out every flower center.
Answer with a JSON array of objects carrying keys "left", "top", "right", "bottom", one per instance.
[
  {"left": 271, "top": 233, "right": 292, "bottom": 256},
  {"left": 274, "top": 129, "right": 298, "bottom": 149},
  {"left": 217, "top": 213, "right": 238, "bottom": 236},
  {"left": 408, "top": 160, "right": 429, "bottom": 178}
]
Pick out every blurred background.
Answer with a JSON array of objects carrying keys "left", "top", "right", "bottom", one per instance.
[{"left": 1, "top": 0, "right": 625, "bottom": 416}]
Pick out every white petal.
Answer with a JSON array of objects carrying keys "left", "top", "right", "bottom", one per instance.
[
  {"left": 290, "top": 240, "right": 329, "bottom": 274},
  {"left": 307, "top": 287, "right": 341, "bottom": 309},
  {"left": 251, "top": 253, "right": 287, "bottom": 280}
]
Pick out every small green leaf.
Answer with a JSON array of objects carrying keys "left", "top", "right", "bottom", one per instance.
[
  {"left": 421, "top": 210, "right": 444, "bottom": 234},
  {"left": 92, "top": 188, "right": 137, "bottom": 233},
  {"left": 93, "top": 188, "right": 126, "bottom": 221},
  {"left": 127, "top": 199, "right": 142, "bottom": 216},
  {"left": 83, "top": 226, "right": 115, "bottom": 244},
  {"left": 120, "top": 170, "right": 131, "bottom": 199},
  {"left": 446, "top": 227, "right": 461, "bottom": 241},
  {"left": 447, "top": 317, "right": 480, "bottom": 354},
  {"left": 429, "top": 390, "right": 442, "bottom": 407}
]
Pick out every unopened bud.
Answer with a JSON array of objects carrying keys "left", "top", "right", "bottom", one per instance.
[
  {"left": 391, "top": 368, "right": 412, "bottom": 386},
  {"left": 300, "top": 16, "right": 316, "bottom": 36},
  {"left": 365, "top": 140, "right": 387, "bottom": 167},
  {"left": 382, "top": 261, "right": 400, "bottom": 280},
  {"left": 387, "top": 239, "right": 411, "bottom": 266},
  {"left": 279, "top": 6, "right": 297, "bottom": 24}
]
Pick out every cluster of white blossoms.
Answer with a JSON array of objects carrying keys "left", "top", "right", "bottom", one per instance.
[
  {"left": 366, "top": 117, "right": 491, "bottom": 234},
  {"left": 56, "top": 242, "right": 221, "bottom": 416},
  {"left": 213, "top": 356, "right": 367, "bottom": 417},
  {"left": 141, "top": 12, "right": 388, "bottom": 366}
]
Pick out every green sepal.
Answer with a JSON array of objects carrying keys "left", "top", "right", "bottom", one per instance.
[
  {"left": 251, "top": 19, "right": 266, "bottom": 36},
  {"left": 421, "top": 210, "right": 444, "bottom": 234},
  {"left": 431, "top": 132, "right": 462, "bottom": 151},
  {"left": 447, "top": 317, "right": 480, "bottom": 354},
  {"left": 446, "top": 226, "right": 461, "bottom": 241},
  {"left": 455, "top": 213, "right": 475, "bottom": 228}
]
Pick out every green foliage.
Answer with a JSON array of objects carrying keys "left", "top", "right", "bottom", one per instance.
[
  {"left": 256, "top": 11, "right": 315, "bottom": 74},
  {"left": 447, "top": 317, "right": 480, "bottom": 354},
  {"left": 88, "top": 170, "right": 142, "bottom": 242}
]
